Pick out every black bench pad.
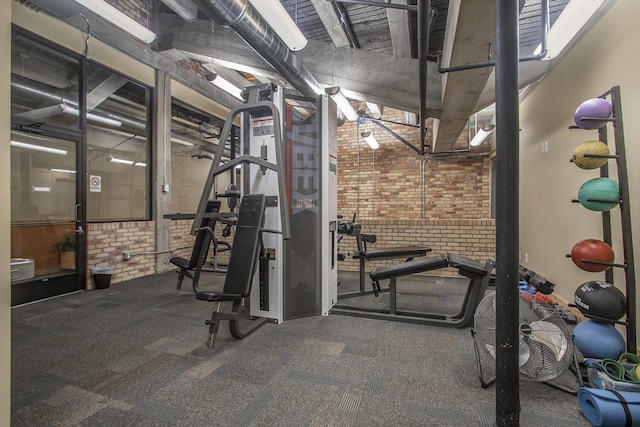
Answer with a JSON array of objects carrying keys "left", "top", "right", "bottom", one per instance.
[
  {"left": 370, "top": 254, "right": 449, "bottom": 281},
  {"left": 357, "top": 245, "right": 432, "bottom": 261},
  {"left": 447, "top": 253, "right": 488, "bottom": 276},
  {"left": 196, "top": 292, "right": 243, "bottom": 302}
]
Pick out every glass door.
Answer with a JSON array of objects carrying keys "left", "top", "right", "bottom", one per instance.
[{"left": 10, "top": 130, "right": 84, "bottom": 305}]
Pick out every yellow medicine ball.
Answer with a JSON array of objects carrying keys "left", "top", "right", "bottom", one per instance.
[{"left": 572, "top": 140, "right": 610, "bottom": 169}]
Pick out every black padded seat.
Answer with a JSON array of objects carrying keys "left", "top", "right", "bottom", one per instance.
[
  {"left": 447, "top": 253, "right": 488, "bottom": 276},
  {"left": 196, "top": 194, "right": 266, "bottom": 303},
  {"left": 360, "top": 245, "right": 431, "bottom": 261},
  {"left": 370, "top": 254, "right": 448, "bottom": 281}
]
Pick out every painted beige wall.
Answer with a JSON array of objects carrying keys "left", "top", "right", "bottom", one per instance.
[
  {"left": 519, "top": 0, "right": 639, "bottom": 337},
  {"left": 1, "top": 1, "right": 11, "bottom": 424}
]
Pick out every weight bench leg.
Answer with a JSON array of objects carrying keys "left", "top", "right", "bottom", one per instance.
[
  {"left": 176, "top": 271, "right": 185, "bottom": 290},
  {"left": 205, "top": 302, "right": 222, "bottom": 347},
  {"left": 390, "top": 277, "right": 397, "bottom": 315}
]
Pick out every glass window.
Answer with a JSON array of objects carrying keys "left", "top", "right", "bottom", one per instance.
[
  {"left": 11, "top": 32, "right": 80, "bottom": 129},
  {"left": 170, "top": 99, "right": 228, "bottom": 214},
  {"left": 86, "top": 63, "right": 151, "bottom": 221}
]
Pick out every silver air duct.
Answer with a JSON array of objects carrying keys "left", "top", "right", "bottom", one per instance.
[{"left": 192, "top": 0, "right": 323, "bottom": 98}]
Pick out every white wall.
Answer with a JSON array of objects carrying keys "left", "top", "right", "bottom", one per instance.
[
  {"left": 1, "top": 1, "right": 11, "bottom": 424},
  {"left": 520, "top": 0, "right": 640, "bottom": 339}
]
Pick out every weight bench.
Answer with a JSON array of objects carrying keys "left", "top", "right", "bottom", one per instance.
[
  {"left": 346, "top": 231, "right": 431, "bottom": 297},
  {"left": 169, "top": 199, "right": 221, "bottom": 293},
  {"left": 195, "top": 194, "right": 270, "bottom": 347},
  {"left": 331, "top": 253, "right": 495, "bottom": 328}
]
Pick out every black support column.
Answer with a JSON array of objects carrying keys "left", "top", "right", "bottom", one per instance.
[{"left": 494, "top": 0, "right": 520, "bottom": 426}]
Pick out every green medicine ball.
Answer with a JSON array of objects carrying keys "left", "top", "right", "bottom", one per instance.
[
  {"left": 578, "top": 177, "right": 619, "bottom": 211},
  {"left": 573, "top": 141, "right": 610, "bottom": 170}
]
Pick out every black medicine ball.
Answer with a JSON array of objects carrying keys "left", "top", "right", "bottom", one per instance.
[{"left": 574, "top": 281, "right": 626, "bottom": 321}]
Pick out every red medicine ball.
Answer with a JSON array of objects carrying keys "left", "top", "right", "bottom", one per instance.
[{"left": 571, "top": 239, "right": 614, "bottom": 272}]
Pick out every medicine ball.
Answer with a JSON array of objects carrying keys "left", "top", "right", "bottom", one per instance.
[
  {"left": 574, "top": 281, "right": 626, "bottom": 321},
  {"left": 572, "top": 141, "right": 610, "bottom": 170},
  {"left": 571, "top": 239, "right": 615, "bottom": 272},
  {"left": 573, "top": 320, "right": 625, "bottom": 360},
  {"left": 577, "top": 177, "right": 620, "bottom": 211},
  {"left": 574, "top": 98, "right": 612, "bottom": 130}
]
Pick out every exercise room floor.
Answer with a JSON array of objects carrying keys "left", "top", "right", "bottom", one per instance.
[{"left": 11, "top": 270, "right": 591, "bottom": 426}]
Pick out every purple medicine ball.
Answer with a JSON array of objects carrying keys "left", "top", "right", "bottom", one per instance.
[{"left": 574, "top": 98, "right": 612, "bottom": 130}]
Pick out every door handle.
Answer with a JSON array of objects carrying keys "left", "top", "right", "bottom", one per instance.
[{"left": 75, "top": 203, "right": 81, "bottom": 223}]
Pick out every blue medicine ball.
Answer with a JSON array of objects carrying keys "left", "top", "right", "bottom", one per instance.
[{"left": 573, "top": 320, "right": 625, "bottom": 360}]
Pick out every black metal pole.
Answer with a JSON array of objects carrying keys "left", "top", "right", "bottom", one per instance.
[
  {"left": 418, "top": 0, "right": 430, "bottom": 155},
  {"left": 495, "top": 0, "right": 520, "bottom": 426}
]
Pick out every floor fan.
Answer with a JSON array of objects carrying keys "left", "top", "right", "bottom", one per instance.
[{"left": 472, "top": 291, "right": 581, "bottom": 393}]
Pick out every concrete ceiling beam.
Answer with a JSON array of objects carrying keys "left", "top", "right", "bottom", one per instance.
[
  {"left": 387, "top": 0, "right": 412, "bottom": 58},
  {"left": 310, "top": 0, "right": 351, "bottom": 48},
  {"left": 160, "top": 0, "right": 199, "bottom": 22},
  {"left": 432, "top": 0, "right": 495, "bottom": 152}
]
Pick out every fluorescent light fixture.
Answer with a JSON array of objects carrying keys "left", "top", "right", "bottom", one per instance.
[
  {"left": 470, "top": 128, "right": 493, "bottom": 147},
  {"left": 73, "top": 0, "right": 156, "bottom": 43},
  {"left": 533, "top": 0, "right": 606, "bottom": 60},
  {"left": 109, "top": 155, "right": 134, "bottom": 165},
  {"left": 211, "top": 76, "right": 244, "bottom": 101},
  {"left": 361, "top": 132, "right": 380, "bottom": 150},
  {"left": 366, "top": 102, "right": 382, "bottom": 118},
  {"left": 51, "top": 168, "right": 77, "bottom": 174},
  {"left": 247, "top": 0, "right": 308, "bottom": 51},
  {"left": 33, "top": 186, "right": 50, "bottom": 192},
  {"left": 61, "top": 104, "right": 122, "bottom": 127},
  {"left": 326, "top": 87, "right": 359, "bottom": 122},
  {"left": 10, "top": 140, "right": 68, "bottom": 155},
  {"left": 134, "top": 162, "right": 147, "bottom": 167},
  {"left": 172, "top": 137, "right": 196, "bottom": 147}
]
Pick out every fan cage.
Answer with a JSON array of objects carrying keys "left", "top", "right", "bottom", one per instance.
[{"left": 472, "top": 291, "right": 580, "bottom": 391}]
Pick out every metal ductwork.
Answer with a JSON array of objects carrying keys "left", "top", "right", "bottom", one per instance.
[{"left": 192, "top": 0, "right": 324, "bottom": 98}]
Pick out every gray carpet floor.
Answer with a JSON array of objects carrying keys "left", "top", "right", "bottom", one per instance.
[{"left": 11, "top": 270, "right": 591, "bottom": 426}]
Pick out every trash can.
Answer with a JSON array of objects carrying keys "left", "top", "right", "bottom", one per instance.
[{"left": 91, "top": 266, "right": 113, "bottom": 289}]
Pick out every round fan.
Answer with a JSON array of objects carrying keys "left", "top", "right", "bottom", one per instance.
[{"left": 473, "top": 291, "right": 573, "bottom": 382}]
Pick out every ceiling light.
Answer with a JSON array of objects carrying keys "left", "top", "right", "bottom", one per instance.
[
  {"left": 470, "top": 128, "right": 493, "bottom": 147},
  {"left": 247, "top": 0, "right": 308, "bottom": 51},
  {"left": 361, "top": 132, "right": 380, "bottom": 150},
  {"left": 210, "top": 76, "right": 244, "bottom": 101},
  {"left": 61, "top": 104, "right": 122, "bottom": 127},
  {"left": 109, "top": 155, "right": 134, "bottom": 165},
  {"left": 326, "top": 87, "right": 359, "bottom": 122},
  {"left": 10, "top": 140, "right": 68, "bottom": 155},
  {"left": 32, "top": 186, "right": 51, "bottom": 192},
  {"left": 72, "top": 0, "right": 156, "bottom": 43},
  {"left": 134, "top": 162, "right": 147, "bottom": 167},
  {"left": 533, "top": 0, "right": 606, "bottom": 60},
  {"left": 51, "top": 168, "right": 77, "bottom": 174}
]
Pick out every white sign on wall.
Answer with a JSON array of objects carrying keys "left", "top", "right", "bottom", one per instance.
[{"left": 89, "top": 175, "right": 102, "bottom": 193}]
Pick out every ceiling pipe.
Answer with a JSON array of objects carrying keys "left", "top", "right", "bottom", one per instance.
[{"left": 192, "top": 0, "right": 324, "bottom": 98}]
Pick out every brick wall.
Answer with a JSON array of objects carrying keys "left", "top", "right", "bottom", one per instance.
[
  {"left": 338, "top": 219, "right": 496, "bottom": 275},
  {"left": 336, "top": 106, "right": 495, "bottom": 272},
  {"left": 86, "top": 221, "right": 156, "bottom": 288}
]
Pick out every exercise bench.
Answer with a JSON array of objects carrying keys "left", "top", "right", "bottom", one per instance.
[
  {"left": 169, "top": 199, "right": 221, "bottom": 293},
  {"left": 338, "top": 218, "right": 431, "bottom": 297},
  {"left": 331, "top": 253, "right": 494, "bottom": 328},
  {"left": 196, "top": 194, "right": 271, "bottom": 347}
]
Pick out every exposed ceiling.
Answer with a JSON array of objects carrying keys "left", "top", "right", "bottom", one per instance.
[{"left": 23, "top": 0, "right": 591, "bottom": 152}]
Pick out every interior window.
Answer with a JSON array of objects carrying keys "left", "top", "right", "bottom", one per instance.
[{"left": 85, "top": 63, "right": 151, "bottom": 221}]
